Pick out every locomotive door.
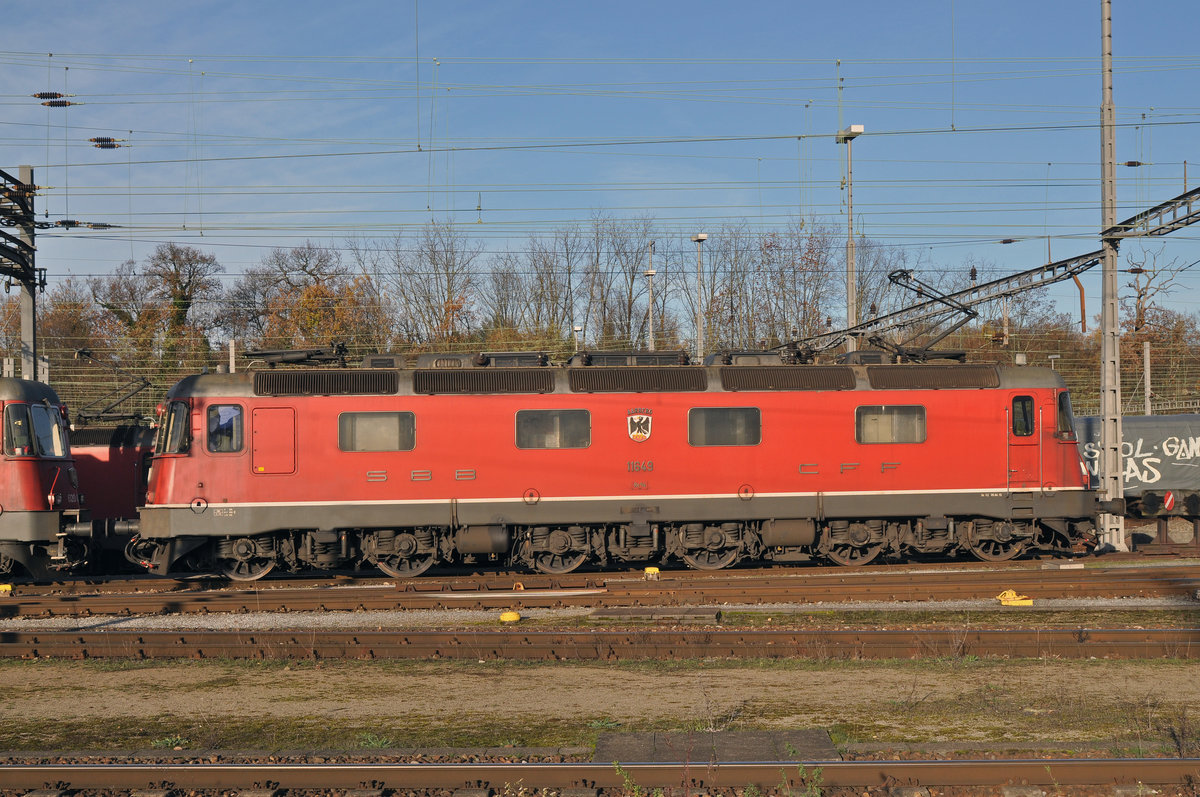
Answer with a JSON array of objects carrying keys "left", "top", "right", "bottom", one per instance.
[
  {"left": 1006, "top": 394, "right": 1040, "bottom": 488},
  {"left": 252, "top": 407, "right": 296, "bottom": 475}
]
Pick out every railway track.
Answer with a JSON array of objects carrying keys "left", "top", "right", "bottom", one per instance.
[
  {"left": 2, "top": 627, "right": 1197, "bottom": 660},
  {"left": 4, "top": 562, "right": 1199, "bottom": 617},
  {"left": 2, "top": 758, "right": 1198, "bottom": 791}
]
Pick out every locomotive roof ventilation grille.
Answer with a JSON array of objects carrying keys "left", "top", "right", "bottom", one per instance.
[
  {"left": 720, "top": 365, "right": 856, "bottom": 391},
  {"left": 69, "top": 424, "right": 156, "bottom": 448},
  {"left": 866, "top": 364, "right": 1000, "bottom": 390},
  {"left": 568, "top": 367, "right": 707, "bottom": 393},
  {"left": 413, "top": 369, "right": 555, "bottom": 394},
  {"left": 254, "top": 370, "right": 400, "bottom": 397}
]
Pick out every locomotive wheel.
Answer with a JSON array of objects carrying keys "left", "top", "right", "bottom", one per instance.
[
  {"left": 215, "top": 537, "right": 276, "bottom": 581},
  {"left": 969, "top": 538, "right": 1028, "bottom": 562},
  {"left": 373, "top": 530, "right": 436, "bottom": 578},
  {"left": 682, "top": 547, "right": 739, "bottom": 570},
  {"left": 376, "top": 552, "right": 435, "bottom": 578},
  {"left": 217, "top": 556, "right": 276, "bottom": 581},
  {"left": 532, "top": 550, "right": 588, "bottom": 574},
  {"left": 531, "top": 528, "right": 587, "bottom": 574},
  {"left": 0, "top": 551, "right": 12, "bottom": 575},
  {"left": 825, "top": 543, "right": 884, "bottom": 566}
]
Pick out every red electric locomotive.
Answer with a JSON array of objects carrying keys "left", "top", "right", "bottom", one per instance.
[
  {"left": 126, "top": 351, "right": 1116, "bottom": 580},
  {"left": 0, "top": 377, "right": 89, "bottom": 578},
  {"left": 70, "top": 424, "right": 155, "bottom": 530}
]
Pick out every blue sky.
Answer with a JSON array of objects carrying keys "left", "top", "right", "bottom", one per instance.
[{"left": 1, "top": 0, "right": 1197, "bottom": 322}]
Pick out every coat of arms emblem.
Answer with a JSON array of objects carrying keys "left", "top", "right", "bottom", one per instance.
[{"left": 627, "top": 409, "right": 652, "bottom": 442}]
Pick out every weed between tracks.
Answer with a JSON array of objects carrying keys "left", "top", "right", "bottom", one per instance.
[{"left": 1, "top": 657, "right": 1200, "bottom": 754}]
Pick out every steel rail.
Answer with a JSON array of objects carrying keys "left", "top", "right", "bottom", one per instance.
[
  {"left": 2, "top": 758, "right": 1199, "bottom": 789},
  {"left": 3, "top": 628, "right": 1198, "bottom": 660},
  {"left": 0, "top": 556, "right": 1167, "bottom": 595},
  {"left": 2, "top": 563, "right": 1197, "bottom": 617},
  {"left": 0, "top": 556, "right": 1153, "bottom": 595}
]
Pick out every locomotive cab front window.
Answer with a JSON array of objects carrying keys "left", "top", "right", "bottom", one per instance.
[
  {"left": 3, "top": 404, "right": 34, "bottom": 456},
  {"left": 29, "top": 404, "right": 67, "bottom": 457},
  {"left": 154, "top": 401, "right": 191, "bottom": 454},
  {"left": 1055, "top": 391, "right": 1077, "bottom": 441},
  {"left": 207, "top": 405, "right": 244, "bottom": 453}
]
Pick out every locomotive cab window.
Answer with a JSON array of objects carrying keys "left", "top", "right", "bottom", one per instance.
[
  {"left": 688, "top": 407, "right": 761, "bottom": 447},
  {"left": 516, "top": 409, "right": 590, "bottom": 449},
  {"left": 339, "top": 411, "right": 416, "bottom": 452},
  {"left": 1012, "top": 396, "right": 1035, "bottom": 437},
  {"left": 154, "top": 400, "right": 190, "bottom": 454},
  {"left": 856, "top": 405, "right": 926, "bottom": 444},
  {"left": 3, "top": 404, "right": 33, "bottom": 456},
  {"left": 29, "top": 404, "right": 67, "bottom": 458},
  {"left": 1055, "top": 391, "right": 1077, "bottom": 440},
  {"left": 207, "top": 405, "right": 244, "bottom": 453}
]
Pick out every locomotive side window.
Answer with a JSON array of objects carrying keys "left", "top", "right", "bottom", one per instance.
[
  {"left": 856, "top": 405, "right": 926, "bottom": 444},
  {"left": 1012, "top": 396, "right": 1035, "bottom": 437},
  {"left": 3, "top": 404, "right": 33, "bottom": 456},
  {"left": 516, "top": 409, "right": 590, "bottom": 449},
  {"left": 688, "top": 407, "right": 761, "bottom": 447},
  {"left": 29, "top": 404, "right": 67, "bottom": 457},
  {"left": 155, "top": 401, "right": 190, "bottom": 454},
  {"left": 1056, "top": 391, "right": 1077, "bottom": 439},
  {"left": 339, "top": 411, "right": 416, "bottom": 452},
  {"left": 207, "top": 405, "right": 244, "bottom": 453}
]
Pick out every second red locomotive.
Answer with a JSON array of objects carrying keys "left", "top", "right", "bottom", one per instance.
[
  {"left": 0, "top": 377, "right": 89, "bottom": 578},
  {"left": 124, "top": 352, "right": 1115, "bottom": 580}
]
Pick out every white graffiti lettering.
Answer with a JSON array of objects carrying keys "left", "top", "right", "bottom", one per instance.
[
  {"left": 1125, "top": 456, "right": 1162, "bottom": 484},
  {"left": 1078, "top": 432, "right": 1200, "bottom": 488},
  {"left": 1163, "top": 436, "right": 1200, "bottom": 459}
]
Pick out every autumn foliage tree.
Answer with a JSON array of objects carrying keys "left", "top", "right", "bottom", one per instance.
[{"left": 9, "top": 216, "right": 1200, "bottom": 422}]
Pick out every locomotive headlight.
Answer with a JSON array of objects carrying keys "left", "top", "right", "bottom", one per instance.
[{"left": 68, "top": 467, "right": 79, "bottom": 488}]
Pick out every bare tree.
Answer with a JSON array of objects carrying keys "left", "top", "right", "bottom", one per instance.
[
  {"left": 478, "top": 249, "right": 531, "bottom": 347},
  {"left": 144, "top": 243, "right": 224, "bottom": 337},
  {"left": 1122, "top": 244, "right": 1185, "bottom": 333},
  {"left": 90, "top": 259, "right": 168, "bottom": 366},
  {"left": 526, "top": 225, "right": 587, "bottom": 349},
  {"left": 757, "top": 221, "right": 839, "bottom": 343},
  {"left": 381, "top": 220, "right": 482, "bottom": 347}
]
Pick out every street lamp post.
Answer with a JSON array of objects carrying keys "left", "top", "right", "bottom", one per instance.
[
  {"left": 836, "top": 124, "right": 864, "bottom": 353},
  {"left": 692, "top": 233, "right": 707, "bottom": 360},
  {"left": 645, "top": 241, "right": 657, "bottom": 352},
  {"left": 573, "top": 325, "right": 583, "bottom": 353}
]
